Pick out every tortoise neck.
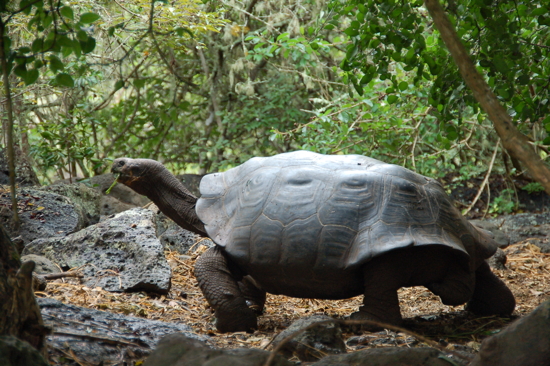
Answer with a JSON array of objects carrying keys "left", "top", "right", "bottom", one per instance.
[{"left": 145, "top": 170, "right": 207, "bottom": 237}]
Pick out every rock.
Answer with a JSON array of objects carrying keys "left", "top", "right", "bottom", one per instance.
[
  {"left": 99, "top": 194, "right": 137, "bottom": 216},
  {"left": 176, "top": 173, "right": 204, "bottom": 198},
  {"left": 91, "top": 173, "right": 150, "bottom": 206},
  {"left": 21, "top": 254, "right": 60, "bottom": 274},
  {"left": 39, "top": 183, "right": 101, "bottom": 227},
  {"left": 23, "top": 208, "right": 171, "bottom": 293},
  {"left": 39, "top": 298, "right": 207, "bottom": 365},
  {"left": 487, "top": 248, "right": 507, "bottom": 270},
  {"left": 143, "top": 333, "right": 292, "bottom": 366},
  {"left": 470, "top": 298, "right": 550, "bottom": 366},
  {"left": 0, "top": 335, "right": 49, "bottom": 366},
  {"left": 469, "top": 219, "right": 510, "bottom": 247},
  {"left": 0, "top": 147, "right": 40, "bottom": 187},
  {"left": 146, "top": 203, "right": 206, "bottom": 253},
  {"left": 311, "top": 347, "right": 465, "bottom": 366},
  {"left": 272, "top": 315, "right": 346, "bottom": 362},
  {"left": 0, "top": 188, "right": 83, "bottom": 244},
  {"left": 159, "top": 224, "right": 201, "bottom": 254},
  {"left": 53, "top": 173, "right": 150, "bottom": 207},
  {"left": 21, "top": 254, "right": 60, "bottom": 291},
  {"left": 488, "top": 212, "right": 550, "bottom": 248}
]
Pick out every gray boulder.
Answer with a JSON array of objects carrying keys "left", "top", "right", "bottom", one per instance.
[
  {"left": 39, "top": 298, "right": 207, "bottom": 365},
  {"left": 143, "top": 333, "right": 292, "bottom": 366},
  {"left": 0, "top": 335, "right": 49, "bottom": 366},
  {"left": 23, "top": 208, "right": 171, "bottom": 293},
  {"left": 159, "top": 223, "right": 201, "bottom": 254},
  {"left": 487, "top": 212, "right": 550, "bottom": 251},
  {"left": 0, "top": 147, "right": 40, "bottom": 187},
  {"left": 20, "top": 254, "right": 60, "bottom": 275},
  {"left": 99, "top": 194, "right": 137, "bottom": 216},
  {"left": 146, "top": 203, "right": 204, "bottom": 253},
  {"left": 469, "top": 219, "right": 510, "bottom": 247},
  {"left": 272, "top": 315, "right": 346, "bottom": 362},
  {"left": 39, "top": 183, "right": 101, "bottom": 227},
  {"left": 1, "top": 188, "right": 83, "bottom": 244},
  {"left": 470, "top": 298, "right": 550, "bottom": 366},
  {"left": 311, "top": 347, "right": 464, "bottom": 366}
]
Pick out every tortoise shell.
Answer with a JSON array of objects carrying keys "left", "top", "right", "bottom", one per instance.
[{"left": 196, "top": 151, "right": 496, "bottom": 271}]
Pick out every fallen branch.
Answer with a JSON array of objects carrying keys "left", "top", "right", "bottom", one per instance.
[{"left": 40, "top": 271, "right": 84, "bottom": 281}]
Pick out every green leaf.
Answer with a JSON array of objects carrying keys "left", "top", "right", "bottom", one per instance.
[
  {"left": 516, "top": 74, "right": 529, "bottom": 85},
  {"left": 79, "top": 12, "right": 100, "bottom": 24},
  {"left": 77, "top": 30, "right": 88, "bottom": 42},
  {"left": 175, "top": 27, "right": 194, "bottom": 38},
  {"left": 532, "top": 7, "right": 548, "bottom": 16},
  {"left": 114, "top": 80, "right": 124, "bottom": 91},
  {"left": 31, "top": 38, "right": 44, "bottom": 53},
  {"left": 133, "top": 78, "right": 146, "bottom": 89},
  {"left": 55, "top": 73, "right": 74, "bottom": 87},
  {"left": 80, "top": 37, "right": 96, "bottom": 53},
  {"left": 14, "top": 63, "right": 27, "bottom": 78},
  {"left": 387, "top": 95, "right": 398, "bottom": 104},
  {"left": 398, "top": 81, "right": 408, "bottom": 91},
  {"left": 49, "top": 55, "right": 64, "bottom": 72},
  {"left": 493, "top": 58, "right": 508, "bottom": 74},
  {"left": 24, "top": 68, "right": 39, "bottom": 85},
  {"left": 344, "top": 28, "right": 359, "bottom": 37},
  {"left": 60, "top": 6, "right": 74, "bottom": 20},
  {"left": 42, "top": 14, "right": 53, "bottom": 28}
]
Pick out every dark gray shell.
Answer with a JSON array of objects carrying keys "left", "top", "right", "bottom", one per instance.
[{"left": 196, "top": 151, "right": 496, "bottom": 270}]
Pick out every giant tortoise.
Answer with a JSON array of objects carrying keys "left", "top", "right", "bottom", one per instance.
[{"left": 111, "top": 151, "right": 515, "bottom": 332}]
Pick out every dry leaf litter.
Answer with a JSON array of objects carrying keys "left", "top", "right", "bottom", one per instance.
[{"left": 38, "top": 238, "right": 550, "bottom": 358}]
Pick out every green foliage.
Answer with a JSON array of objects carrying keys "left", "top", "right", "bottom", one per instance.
[
  {"left": 522, "top": 182, "right": 545, "bottom": 194},
  {"left": 7, "top": 0, "right": 101, "bottom": 87},
  {"left": 489, "top": 189, "right": 517, "bottom": 215},
  {"left": 332, "top": 0, "right": 550, "bottom": 149},
  {"left": 2, "top": 0, "right": 226, "bottom": 180}
]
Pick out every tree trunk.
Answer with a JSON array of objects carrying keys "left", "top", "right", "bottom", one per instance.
[
  {"left": 0, "top": 224, "right": 49, "bottom": 356},
  {"left": 424, "top": 0, "right": 550, "bottom": 195},
  {"left": 0, "top": 18, "right": 20, "bottom": 229}
]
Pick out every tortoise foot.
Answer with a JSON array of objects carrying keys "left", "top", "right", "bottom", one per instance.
[
  {"left": 215, "top": 307, "right": 258, "bottom": 333},
  {"left": 348, "top": 310, "right": 402, "bottom": 332},
  {"left": 466, "top": 261, "right": 515, "bottom": 316}
]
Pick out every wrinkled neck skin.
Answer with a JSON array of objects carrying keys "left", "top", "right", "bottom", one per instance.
[{"left": 136, "top": 166, "right": 207, "bottom": 237}]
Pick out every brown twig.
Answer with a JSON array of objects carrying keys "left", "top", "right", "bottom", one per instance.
[
  {"left": 41, "top": 271, "right": 84, "bottom": 281},
  {"left": 462, "top": 139, "right": 500, "bottom": 216}
]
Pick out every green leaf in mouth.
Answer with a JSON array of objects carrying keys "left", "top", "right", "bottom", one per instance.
[{"left": 106, "top": 174, "right": 120, "bottom": 194}]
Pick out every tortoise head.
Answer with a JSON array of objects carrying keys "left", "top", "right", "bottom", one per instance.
[{"left": 111, "top": 158, "right": 166, "bottom": 195}]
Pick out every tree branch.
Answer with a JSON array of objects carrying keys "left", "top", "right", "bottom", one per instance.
[{"left": 424, "top": 0, "right": 550, "bottom": 195}]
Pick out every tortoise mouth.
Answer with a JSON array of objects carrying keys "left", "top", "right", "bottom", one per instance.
[{"left": 116, "top": 172, "right": 141, "bottom": 186}]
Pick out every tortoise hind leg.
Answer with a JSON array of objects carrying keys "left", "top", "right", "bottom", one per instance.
[
  {"left": 466, "top": 261, "right": 515, "bottom": 316},
  {"left": 195, "top": 246, "right": 258, "bottom": 332}
]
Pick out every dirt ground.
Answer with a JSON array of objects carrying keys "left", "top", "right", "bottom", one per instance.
[{"left": 37, "top": 237, "right": 550, "bottom": 363}]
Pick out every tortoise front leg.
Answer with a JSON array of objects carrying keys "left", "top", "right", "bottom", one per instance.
[
  {"left": 238, "top": 276, "right": 266, "bottom": 315},
  {"left": 194, "top": 246, "right": 257, "bottom": 332}
]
